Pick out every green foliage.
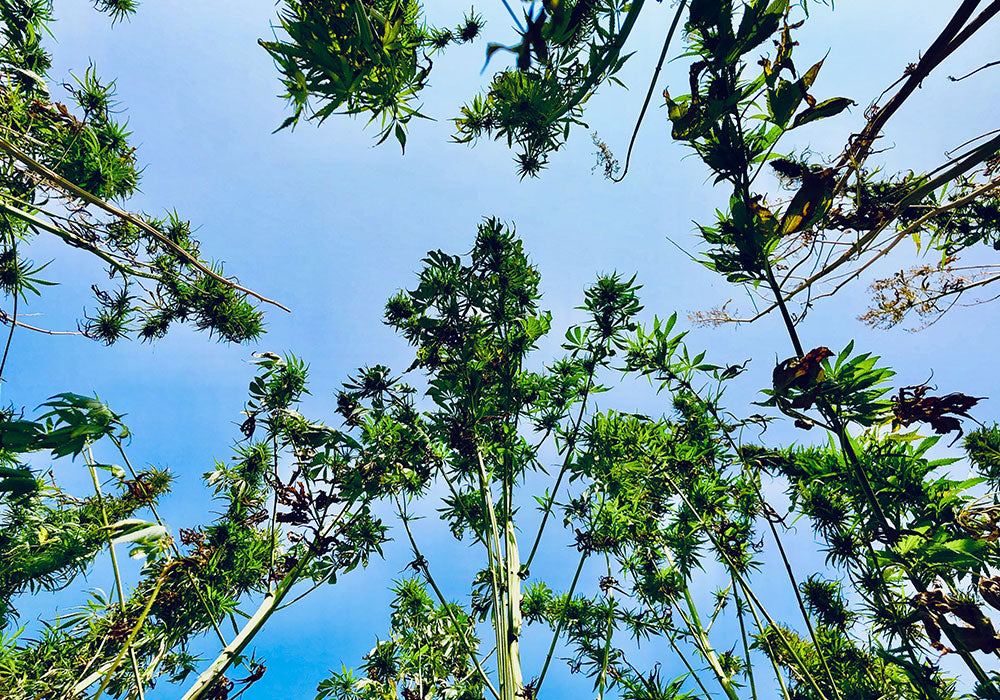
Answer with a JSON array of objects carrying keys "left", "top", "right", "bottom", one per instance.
[
  {"left": 317, "top": 579, "right": 483, "bottom": 700},
  {"left": 264, "top": 0, "right": 650, "bottom": 175},
  {"left": 451, "top": 0, "right": 643, "bottom": 177},
  {"left": 0, "top": 4, "right": 266, "bottom": 344},
  {"left": 0, "top": 349, "right": 412, "bottom": 698},
  {"left": 8, "top": 3, "right": 1000, "bottom": 700},
  {"left": 965, "top": 425, "right": 1000, "bottom": 488},
  {"left": 262, "top": 0, "right": 483, "bottom": 148},
  {"left": 754, "top": 623, "right": 921, "bottom": 700},
  {"left": 0, "top": 392, "right": 170, "bottom": 626}
]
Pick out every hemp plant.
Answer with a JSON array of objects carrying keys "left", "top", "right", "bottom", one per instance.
[
  {"left": 262, "top": 0, "right": 655, "bottom": 176},
  {"left": 265, "top": 0, "right": 1000, "bottom": 317},
  {"left": 0, "top": 0, "right": 283, "bottom": 356},
  {"left": 309, "top": 219, "right": 697, "bottom": 700},
  {"left": 0, "top": 3, "right": 290, "bottom": 698},
  {"left": 290, "top": 219, "right": 1000, "bottom": 700},
  {"left": 0, "top": 351, "right": 414, "bottom": 700},
  {"left": 628, "top": 1, "right": 1000, "bottom": 697},
  {"left": 258, "top": 1, "right": 1000, "bottom": 699},
  {"left": 6, "top": 2, "right": 1000, "bottom": 699}
]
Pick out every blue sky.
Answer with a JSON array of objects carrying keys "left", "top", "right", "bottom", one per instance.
[{"left": 8, "top": 1, "right": 1000, "bottom": 697}]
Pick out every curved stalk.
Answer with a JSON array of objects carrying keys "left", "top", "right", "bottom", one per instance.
[{"left": 611, "top": 0, "right": 688, "bottom": 182}]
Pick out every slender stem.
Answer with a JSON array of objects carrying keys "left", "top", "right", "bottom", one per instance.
[
  {"left": 535, "top": 548, "right": 586, "bottom": 694},
  {"left": 762, "top": 261, "right": 803, "bottom": 357},
  {"left": 499, "top": 0, "right": 525, "bottom": 31},
  {"left": 836, "top": 0, "right": 991, "bottom": 185},
  {"left": 276, "top": 505, "right": 352, "bottom": 611},
  {"left": 75, "top": 633, "right": 111, "bottom": 693},
  {"left": 595, "top": 553, "right": 616, "bottom": 700},
  {"left": 665, "top": 628, "right": 713, "bottom": 699},
  {"left": 268, "top": 432, "right": 280, "bottom": 578},
  {"left": 742, "top": 584, "right": 793, "bottom": 700},
  {"left": 177, "top": 498, "right": 353, "bottom": 700},
  {"left": 85, "top": 446, "right": 146, "bottom": 700},
  {"left": 110, "top": 436, "right": 236, "bottom": 654},
  {"left": 395, "top": 499, "right": 501, "bottom": 700},
  {"left": 0, "top": 200, "right": 160, "bottom": 280},
  {"left": 0, "top": 308, "right": 78, "bottom": 335},
  {"left": 0, "top": 212, "right": 18, "bottom": 386},
  {"left": 750, "top": 473, "right": 837, "bottom": 695},
  {"left": 524, "top": 374, "right": 594, "bottom": 571},
  {"left": 764, "top": 254, "right": 997, "bottom": 691},
  {"left": 91, "top": 571, "right": 168, "bottom": 700},
  {"left": 733, "top": 576, "right": 758, "bottom": 700},
  {"left": 704, "top": 581, "right": 733, "bottom": 634},
  {"left": 612, "top": 0, "right": 688, "bottom": 182},
  {"left": 656, "top": 367, "right": 840, "bottom": 690},
  {"left": 675, "top": 568, "right": 739, "bottom": 700},
  {"left": 662, "top": 472, "right": 830, "bottom": 700},
  {"left": 0, "top": 246, "right": 17, "bottom": 385}
]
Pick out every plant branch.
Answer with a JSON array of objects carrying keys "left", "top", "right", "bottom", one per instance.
[{"left": 0, "top": 135, "right": 290, "bottom": 312}]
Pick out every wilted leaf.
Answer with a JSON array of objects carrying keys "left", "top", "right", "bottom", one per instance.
[
  {"left": 773, "top": 347, "right": 833, "bottom": 392},
  {"left": 891, "top": 385, "right": 984, "bottom": 437},
  {"left": 779, "top": 168, "right": 835, "bottom": 235}
]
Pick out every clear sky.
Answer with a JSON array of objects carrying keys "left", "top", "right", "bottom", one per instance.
[{"left": 8, "top": 1, "right": 1000, "bottom": 698}]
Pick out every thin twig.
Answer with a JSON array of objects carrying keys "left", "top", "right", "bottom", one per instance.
[
  {"left": 534, "top": 548, "right": 587, "bottom": 695},
  {"left": 0, "top": 251, "right": 17, "bottom": 384},
  {"left": 524, "top": 373, "right": 594, "bottom": 571},
  {"left": 0, "top": 309, "right": 80, "bottom": 335},
  {"left": 611, "top": 0, "right": 688, "bottom": 182}
]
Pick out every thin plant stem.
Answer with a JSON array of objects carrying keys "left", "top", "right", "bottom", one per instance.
[
  {"left": 661, "top": 471, "right": 831, "bottom": 700},
  {"left": 595, "top": 553, "right": 616, "bottom": 700},
  {"left": 109, "top": 436, "right": 237, "bottom": 655},
  {"left": 395, "top": 497, "right": 501, "bottom": 700},
  {"left": 611, "top": 0, "right": 688, "bottom": 182},
  {"left": 666, "top": 551, "right": 739, "bottom": 700},
  {"left": 177, "top": 495, "right": 357, "bottom": 700},
  {"left": 91, "top": 571, "right": 169, "bottom": 700},
  {"left": 534, "top": 548, "right": 587, "bottom": 695},
  {"left": 85, "top": 446, "right": 146, "bottom": 700},
  {"left": 763, "top": 255, "right": 998, "bottom": 692},
  {"left": 0, "top": 247, "right": 16, "bottom": 385},
  {"left": 665, "top": 628, "right": 713, "bottom": 699},
  {"left": 657, "top": 366, "right": 840, "bottom": 690},
  {"left": 268, "top": 432, "right": 280, "bottom": 578},
  {"left": 732, "top": 576, "right": 758, "bottom": 700},
  {"left": 524, "top": 373, "right": 594, "bottom": 571},
  {"left": 742, "top": 582, "right": 793, "bottom": 700}
]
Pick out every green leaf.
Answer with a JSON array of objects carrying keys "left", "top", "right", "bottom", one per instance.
[{"left": 791, "top": 97, "right": 855, "bottom": 128}]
